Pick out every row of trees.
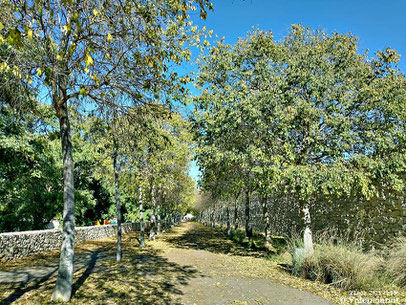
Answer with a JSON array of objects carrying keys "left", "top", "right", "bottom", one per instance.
[
  {"left": 193, "top": 26, "right": 405, "bottom": 252},
  {"left": 1, "top": 0, "right": 213, "bottom": 301}
]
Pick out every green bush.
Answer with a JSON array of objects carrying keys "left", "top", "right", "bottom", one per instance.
[{"left": 386, "top": 237, "right": 406, "bottom": 288}]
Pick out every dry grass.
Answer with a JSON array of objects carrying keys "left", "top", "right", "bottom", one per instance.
[
  {"left": 302, "top": 243, "right": 384, "bottom": 290},
  {"left": 386, "top": 236, "right": 406, "bottom": 288}
]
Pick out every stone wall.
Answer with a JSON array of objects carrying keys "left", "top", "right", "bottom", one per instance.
[
  {"left": 203, "top": 190, "right": 405, "bottom": 249},
  {"left": 0, "top": 223, "right": 140, "bottom": 261}
]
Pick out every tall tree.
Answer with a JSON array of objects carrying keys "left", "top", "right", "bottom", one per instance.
[{"left": 0, "top": 0, "right": 212, "bottom": 300}]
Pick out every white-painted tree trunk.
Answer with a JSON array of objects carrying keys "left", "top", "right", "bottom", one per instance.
[
  {"left": 149, "top": 184, "right": 156, "bottom": 240},
  {"left": 302, "top": 203, "right": 314, "bottom": 255},
  {"left": 139, "top": 186, "right": 145, "bottom": 248}
]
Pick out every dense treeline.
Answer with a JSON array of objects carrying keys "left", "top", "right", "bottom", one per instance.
[
  {"left": 193, "top": 26, "right": 406, "bottom": 251},
  {"left": 0, "top": 101, "right": 195, "bottom": 233}
]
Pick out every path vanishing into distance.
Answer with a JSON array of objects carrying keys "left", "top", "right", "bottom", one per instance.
[{"left": 0, "top": 222, "right": 337, "bottom": 305}]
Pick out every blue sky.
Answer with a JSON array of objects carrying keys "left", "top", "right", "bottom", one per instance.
[{"left": 188, "top": 0, "right": 406, "bottom": 181}]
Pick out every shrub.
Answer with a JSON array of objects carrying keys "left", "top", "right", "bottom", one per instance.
[
  {"left": 290, "top": 237, "right": 384, "bottom": 290},
  {"left": 386, "top": 237, "right": 406, "bottom": 288}
]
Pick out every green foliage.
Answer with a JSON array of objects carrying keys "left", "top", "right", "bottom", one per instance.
[
  {"left": 0, "top": 74, "right": 62, "bottom": 231},
  {"left": 0, "top": 101, "right": 118, "bottom": 231},
  {"left": 194, "top": 24, "right": 406, "bottom": 229}
]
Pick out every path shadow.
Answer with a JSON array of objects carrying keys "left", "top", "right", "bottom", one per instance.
[
  {"left": 69, "top": 246, "right": 201, "bottom": 305},
  {"left": 1, "top": 237, "right": 201, "bottom": 305},
  {"left": 71, "top": 249, "right": 101, "bottom": 297},
  {"left": 164, "top": 222, "right": 267, "bottom": 258},
  {"left": 0, "top": 267, "right": 58, "bottom": 304}
]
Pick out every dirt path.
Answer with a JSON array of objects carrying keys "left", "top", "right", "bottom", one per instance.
[{"left": 0, "top": 222, "right": 337, "bottom": 304}]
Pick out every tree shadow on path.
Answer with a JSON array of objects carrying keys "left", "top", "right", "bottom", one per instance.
[
  {"left": 164, "top": 222, "right": 267, "bottom": 258},
  {"left": 0, "top": 267, "right": 58, "bottom": 304},
  {"left": 1, "top": 234, "right": 202, "bottom": 305}
]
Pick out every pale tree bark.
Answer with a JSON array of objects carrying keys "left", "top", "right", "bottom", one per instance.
[
  {"left": 149, "top": 183, "right": 156, "bottom": 240},
  {"left": 139, "top": 185, "right": 145, "bottom": 248},
  {"left": 245, "top": 188, "right": 252, "bottom": 240},
  {"left": 261, "top": 195, "right": 272, "bottom": 247},
  {"left": 52, "top": 94, "right": 75, "bottom": 302},
  {"left": 113, "top": 138, "right": 122, "bottom": 262},
  {"left": 226, "top": 205, "right": 231, "bottom": 237},
  {"left": 156, "top": 188, "right": 162, "bottom": 236},
  {"left": 302, "top": 200, "right": 314, "bottom": 255},
  {"left": 210, "top": 207, "right": 216, "bottom": 230}
]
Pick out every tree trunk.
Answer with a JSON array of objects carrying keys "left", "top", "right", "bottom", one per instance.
[
  {"left": 139, "top": 185, "right": 145, "bottom": 248},
  {"left": 156, "top": 189, "right": 161, "bottom": 236},
  {"left": 245, "top": 188, "right": 252, "bottom": 240},
  {"left": 211, "top": 207, "right": 215, "bottom": 229},
  {"left": 52, "top": 98, "right": 75, "bottom": 302},
  {"left": 234, "top": 198, "right": 238, "bottom": 231},
  {"left": 262, "top": 195, "right": 271, "bottom": 247},
  {"left": 226, "top": 205, "right": 231, "bottom": 237},
  {"left": 302, "top": 200, "right": 314, "bottom": 255},
  {"left": 149, "top": 183, "right": 156, "bottom": 240},
  {"left": 113, "top": 139, "right": 122, "bottom": 262}
]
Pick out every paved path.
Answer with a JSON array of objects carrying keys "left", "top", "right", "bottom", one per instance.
[
  {"left": 0, "top": 222, "right": 336, "bottom": 304},
  {"left": 154, "top": 222, "right": 334, "bottom": 305}
]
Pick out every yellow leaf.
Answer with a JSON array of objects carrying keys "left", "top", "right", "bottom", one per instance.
[
  {"left": 26, "top": 75, "right": 33, "bottom": 83},
  {"left": 0, "top": 62, "right": 9, "bottom": 72},
  {"left": 62, "top": 25, "right": 71, "bottom": 33},
  {"left": 27, "top": 29, "right": 33, "bottom": 40},
  {"left": 93, "top": 9, "right": 99, "bottom": 16},
  {"left": 85, "top": 53, "right": 93, "bottom": 66},
  {"left": 37, "top": 68, "right": 42, "bottom": 76},
  {"left": 57, "top": 54, "right": 62, "bottom": 61},
  {"left": 107, "top": 33, "right": 112, "bottom": 43},
  {"left": 0, "top": 22, "right": 4, "bottom": 31}
]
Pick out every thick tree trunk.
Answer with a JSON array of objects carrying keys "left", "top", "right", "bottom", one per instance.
[
  {"left": 245, "top": 189, "right": 252, "bottom": 240},
  {"left": 113, "top": 139, "right": 122, "bottom": 262},
  {"left": 261, "top": 195, "right": 271, "bottom": 247},
  {"left": 139, "top": 185, "right": 145, "bottom": 248},
  {"left": 149, "top": 183, "right": 156, "bottom": 240},
  {"left": 302, "top": 200, "right": 314, "bottom": 255},
  {"left": 52, "top": 98, "right": 75, "bottom": 302},
  {"left": 226, "top": 206, "right": 231, "bottom": 237}
]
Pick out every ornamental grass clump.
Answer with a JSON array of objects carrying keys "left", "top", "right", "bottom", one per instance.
[
  {"left": 291, "top": 236, "right": 384, "bottom": 290},
  {"left": 386, "top": 237, "right": 406, "bottom": 288}
]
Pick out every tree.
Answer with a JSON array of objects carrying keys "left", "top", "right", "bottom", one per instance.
[{"left": 0, "top": 0, "right": 212, "bottom": 300}]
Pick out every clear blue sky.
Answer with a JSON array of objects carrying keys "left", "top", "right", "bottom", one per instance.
[{"left": 188, "top": 0, "right": 406, "bottom": 181}]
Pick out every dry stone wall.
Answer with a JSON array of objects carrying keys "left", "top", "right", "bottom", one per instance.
[
  {"left": 205, "top": 190, "right": 405, "bottom": 249},
  {"left": 0, "top": 223, "right": 140, "bottom": 262}
]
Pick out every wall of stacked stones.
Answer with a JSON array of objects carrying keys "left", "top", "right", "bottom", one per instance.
[
  {"left": 204, "top": 190, "right": 405, "bottom": 249},
  {"left": 0, "top": 223, "right": 140, "bottom": 262}
]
